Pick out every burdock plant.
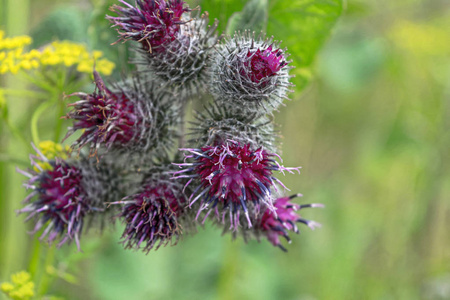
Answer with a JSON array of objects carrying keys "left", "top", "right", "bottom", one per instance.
[{"left": 13, "top": 0, "right": 335, "bottom": 258}]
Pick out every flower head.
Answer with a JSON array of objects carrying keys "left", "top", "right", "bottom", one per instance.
[
  {"left": 259, "top": 194, "right": 323, "bottom": 251},
  {"left": 18, "top": 147, "right": 93, "bottom": 249},
  {"left": 107, "top": 0, "right": 190, "bottom": 53},
  {"left": 210, "top": 31, "right": 293, "bottom": 115},
  {"left": 113, "top": 169, "right": 187, "bottom": 253},
  {"left": 65, "top": 71, "right": 175, "bottom": 157},
  {"left": 17, "top": 145, "right": 122, "bottom": 250},
  {"left": 135, "top": 12, "right": 219, "bottom": 97},
  {"left": 173, "top": 140, "right": 300, "bottom": 230}
]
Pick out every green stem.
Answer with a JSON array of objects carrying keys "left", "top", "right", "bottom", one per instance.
[
  {"left": 37, "top": 245, "right": 56, "bottom": 296},
  {"left": 52, "top": 65, "right": 68, "bottom": 142},
  {"left": 19, "top": 71, "right": 55, "bottom": 94},
  {"left": 0, "top": 88, "right": 47, "bottom": 99},
  {"left": 217, "top": 240, "right": 240, "bottom": 300},
  {"left": 28, "top": 239, "right": 41, "bottom": 278},
  {"left": 53, "top": 94, "right": 65, "bottom": 143},
  {"left": 0, "top": 153, "right": 29, "bottom": 166},
  {"left": 30, "top": 101, "right": 54, "bottom": 145},
  {"left": 3, "top": 117, "right": 30, "bottom": 150}
]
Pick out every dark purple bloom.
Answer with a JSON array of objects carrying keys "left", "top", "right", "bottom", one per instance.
[
  {"left": 260, "top": 194, "right": 323, "bottom": 251},
  {"left": 246, "top": 46, "right": 286, "bottom": 83},
  {"left": 65, "top": 71, "right": 175, "bottom": 157},
  {"left": 107, "top": 0, "right": 190, "bottom": 53},
  {"left": 113, "top": 174, "right": 187, "bottom": 253},
  {"left": 16, "top": 146, "right": 104, "bottom": 250},
  {"left": 173, "top": 140, "right": 299, "bottom": 230}
]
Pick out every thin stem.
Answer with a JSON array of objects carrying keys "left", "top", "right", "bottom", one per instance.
[
  {"left": 53, "top": 96, "right": 65, "bottom": 143},
  {"left": 53, "top": 65, "right": 68, "bottom": 142},
  {"left": 30, "top": 101, "right": 54, "bottom": 145},
  {"left": 3, "top": 117, "right": 30, "bottom": 150},
  {"left": 0, "top": 88, "right": 47, "bottom": 99},
  {"left": 37, "top": 245, "right": 56, "bottom": 296},
  {"left": 19, "top": 71, "right": 55, "bottom": 94},
  {"left": 0, "top": 153, "right": 29, "bottom": 166},
  {"left": 28, "top": 239, "right": 41, "bottom": 279}
]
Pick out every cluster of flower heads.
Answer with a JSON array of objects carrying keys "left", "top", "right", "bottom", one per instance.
[{"left": 17, "top": 0, "right": 322, "bottom": 253}]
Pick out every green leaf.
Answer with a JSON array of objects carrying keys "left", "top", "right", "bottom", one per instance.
[
  {"left": 226, "top": 0, "right": 269, "bottom": 35},
  {"left": 199, "top": 0, "right": 246, "bottom": 34},
  {"left": 267, "top": 0, "right": 343, "bottom": 91}
]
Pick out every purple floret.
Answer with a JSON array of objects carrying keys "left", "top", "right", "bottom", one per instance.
[
  {"left": 114, "top": 181, "right": 186, "bottom": 253},
  {"left": 260, "top": 194, "right": 323, "bottom": 251},
  {"left": 173, "top": 140, "right": 300, "bottom": 230},
  {"left": 108, "top": 0, "right": 190, "bottom": 52},
  {"left": 17, "top": 147, "right": 100, "bottom": 250}
]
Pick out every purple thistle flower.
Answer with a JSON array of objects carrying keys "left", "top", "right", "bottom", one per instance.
[
  {"left": 107, "top": 0, "right": 190, "bottom": 53},
  {"left": 65, "top": 71, "right": 176, "bottom": 157},
  {"left": 173, "top": 140, "right": 300, "bottom": 231},
  {"left": 210, "top": 31, "right": 294, "bottom": 115},
  {"left": 112, "top": 173, "right": 187, "bottom": 253},
  {"left": 16, "top": 146, "right": 112, "bottom": 250},
  {"left": 259, "top": 194, "right": 323, "bottom": 251},
  {"left": 135, "top": 12, "right": 219, "bottom": 97}
]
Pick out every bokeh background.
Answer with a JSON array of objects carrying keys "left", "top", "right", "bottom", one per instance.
[{"left": 1, "top": 0, "right": 449, "bottom": 299}]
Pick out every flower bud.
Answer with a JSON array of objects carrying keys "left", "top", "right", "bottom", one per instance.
[{"left": 210, "top": 31, "right": 294, "bottom": 116}]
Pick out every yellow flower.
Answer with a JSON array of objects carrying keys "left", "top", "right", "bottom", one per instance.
[
  {"left": 10, "top": 272, "right": 31, "bottom": 286},
  {"left": 76, "top": 60, "right": 93, "bottom": 74},
  {"left": 0, "top": 283, "right": 15, "bottom": 293},
  {"left": 96, "top": 59, "right": 116, "bottom": 76},
  {"left": 1, "top": 271, "right": 35, "bottom": 300},
  {"left": 34, "top": 140, "right": 71, "bottom": 172},
  {"left": 0, "top": 31, "right": 115, "bottom": 76},
  {"left": 0, "top": 31, "right": 32, "bottom": 51}
]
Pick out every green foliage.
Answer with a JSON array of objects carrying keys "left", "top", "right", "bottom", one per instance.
[
  {"left": 267, "top": 0, "right": 343, "bottom": 90},
  {"left": 205, "top": 0, "right": 343, "bottom": 91},
  {"left": 199, "top": 0, "right": 246, "bottom": 33},
  {"left": 226, "top": 0, "right": 268, "bottom": 35}
]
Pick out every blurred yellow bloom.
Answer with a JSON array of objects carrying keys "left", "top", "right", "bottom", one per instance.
[
  {"left": 10, "top": 272, "right": 31, "bottom": 286},
  {"left": 96, "top": 59, "right": 115, "bottom": 76},
  {"left": 34, "top": 140, "right": 71, "bottom": 171},
  {"left": 0, "top": 31, "right": 115, "bottom": 76},
  {"left": 0, "top": 30, "right": 32, "bottom": 50},
  {"left": 1, "top": 271, "right": 35, "bottom": 300}
]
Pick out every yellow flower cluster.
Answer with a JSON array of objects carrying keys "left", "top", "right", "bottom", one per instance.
[
  {"left": 0, "top": 30, "right": 115, "bottom": 76},
  {"left": 0, "top": 31, "right": 32, "bottom": 50},
  {"left": 0, "top": 271, "right": 35, "bottom": 300},
  {"left": 35, "top": 140, "right": 71, "bottom": 171}
]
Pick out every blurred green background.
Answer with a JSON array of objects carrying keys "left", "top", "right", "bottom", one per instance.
[{"left": 1, "top": 0, "right": 449, "bottom": 299}]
